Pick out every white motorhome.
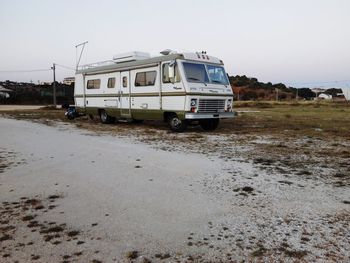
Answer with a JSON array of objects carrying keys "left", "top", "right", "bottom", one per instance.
[{"left": 74, "top": 50, "right": 234, "bottom": 132}]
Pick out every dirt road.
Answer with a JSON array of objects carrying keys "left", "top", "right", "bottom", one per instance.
[
  {"left": 0, "top": 105, "right": 44, "bottom": 111},
  {"left": 0, "top": 117, "right": 349, "bottom": 262}
]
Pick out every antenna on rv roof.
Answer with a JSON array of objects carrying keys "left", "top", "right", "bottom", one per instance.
[{"left": 75, "top": 41, "right": 88, "bottom": 70}]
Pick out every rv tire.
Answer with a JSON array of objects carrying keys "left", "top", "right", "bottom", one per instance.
[
  {"left": 168, "top": 114, "right": 187, "bottom": 132},
  {"left": 99, "top": 110, "right": 114, "bottom": 124},
  {"left": 199, "top": 119, "right": 219, "bottom": 131},
  {"left": 132, "top": 119, "right": 144, "bottom": 124}
]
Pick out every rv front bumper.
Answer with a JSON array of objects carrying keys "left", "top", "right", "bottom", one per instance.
[{"left": 185, "top": 112, "right": 235, "bottom": 120}]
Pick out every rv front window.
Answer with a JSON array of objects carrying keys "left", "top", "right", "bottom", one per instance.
[
  {"left": 182, "top": 62, "right": 229, "bottom": 85},
  {"left": 182, "top": 62, "right": 209, "bottom": 83},
  {"left": 206, "top": 65, "right": 229, "bottom": 85}
]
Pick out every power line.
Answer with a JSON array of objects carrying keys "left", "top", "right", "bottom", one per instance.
[
  {"left": 0, "top": 63, "right": 75, "bottom": 73},
  {"left": 55, "top": 64, "right": 75, "bottom": 71},
  {"left": 0, "top": 69, "right": 51, "bottom": 73}
]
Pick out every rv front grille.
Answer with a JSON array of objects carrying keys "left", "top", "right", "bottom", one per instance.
[{"left": 198, "top": 99, "right": 225, "bottom": 113}]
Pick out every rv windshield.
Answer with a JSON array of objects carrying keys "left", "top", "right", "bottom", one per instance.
[
  {"left": 206, "top": 65, "right": 229, "bottom": 85},
  {"left": 182, "top": 62, "right": 229, "bottom": 85},
  {"left": 182, "top": 62, "right": 209, "bottom": 84}
]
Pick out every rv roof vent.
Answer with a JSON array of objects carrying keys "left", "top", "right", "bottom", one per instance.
[
  {"left": 113, "top": 51, "right": 151, "bottom": 63},
  {"left": 160, "top": 49, "right": 173, "bottom": 55},
  {"left": 160, "top": 49, "right": 178, "bottom": 55}
]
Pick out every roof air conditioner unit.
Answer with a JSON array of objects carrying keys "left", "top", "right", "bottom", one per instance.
[{"left": 113, "top": 51, "right": 151, "bottom": 63}]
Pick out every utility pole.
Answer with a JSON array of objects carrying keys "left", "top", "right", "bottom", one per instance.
[{"left": 51, "top": 63, "right": 57, "bottom": 107}]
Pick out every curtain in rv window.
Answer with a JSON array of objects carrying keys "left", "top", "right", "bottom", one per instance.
[
  {"left": 87, "top": 79, "right": 101, "bottom": 89},
  {"left": 135, "top": 71, "right": 157, "bottom": 86},
  {"left": 107, "top": 77, "right": 116, "bottom": 88}
]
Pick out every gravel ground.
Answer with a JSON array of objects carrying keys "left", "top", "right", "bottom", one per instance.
[
  {"left": 0, "top": 105, "right": 45, "bottom": 111},
  {"left": 0, "top": 117, "right": 349, "bottom": 262}
]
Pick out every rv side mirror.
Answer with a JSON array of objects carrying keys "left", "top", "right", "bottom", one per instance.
[{"left": 168, "top": 64, "right": 175, "bottom": 82}]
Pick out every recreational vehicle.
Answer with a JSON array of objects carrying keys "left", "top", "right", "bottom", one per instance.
[{"left": 73, "top": 50, "right": 234, "bottom": 132}]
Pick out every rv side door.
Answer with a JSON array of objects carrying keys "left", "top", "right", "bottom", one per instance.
[{"left": 120, "top": 71, "right": 131, "bottom": 117}]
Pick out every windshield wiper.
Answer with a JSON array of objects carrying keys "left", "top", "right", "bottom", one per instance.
[
  {"left": 212, "top": 80, "right": 229, "bottom": 87},
  {"left": 187, "top": 77, "right": 207, "bottom": 86}
]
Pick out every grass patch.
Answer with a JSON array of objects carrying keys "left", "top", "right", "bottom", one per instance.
[
  {"left": 284, "top": 249, "right": 308, "bottom": 258},
  {"left": 126, "top": 250, "right": 138, "bottom": 259}
]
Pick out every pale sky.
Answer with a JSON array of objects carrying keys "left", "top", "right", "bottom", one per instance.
[{"left": 0, "top": 0, "right": 349, "bottom": 88}]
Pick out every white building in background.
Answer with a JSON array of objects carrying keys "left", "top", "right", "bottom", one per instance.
[
  {"left": 343, "top": 88, "right": 350, "bottom": 100},
  {"left": 63, "top": 77, "right": 75, "bottom": 85},
  {"left": 317, "top": 93, "right": 332, "bottom": 100},
  {"left": 39, "top": 81, "right": 52, "bottom": 85},
  {"left": 0, "top": 85, "right": 13, "bottom": 98}
]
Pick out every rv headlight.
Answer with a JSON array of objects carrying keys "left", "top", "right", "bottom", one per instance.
[
  {"left": 226, "top": 99, "right": 232, "bottom": 112},
  {"left": 190, "top": 99, "right": 197, "bottom": 107}
]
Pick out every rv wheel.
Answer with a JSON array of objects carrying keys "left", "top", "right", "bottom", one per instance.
[
  {"left": 199, "top": 119, "right": 219, "bottom": 131},
  {"left": 99, "top": 110, "right": 114, "bottom": 124},
  {"left": 168, "top": 114, "right": 187, "bottom": 132},
  {"left": 132, "top": 119, "right": 144, "bottom": 124}
]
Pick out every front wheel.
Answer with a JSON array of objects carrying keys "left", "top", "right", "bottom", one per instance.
[
  {"left": 99, "top": 110, "right": 114, "bottom": 124},
  {"left": 168, "top": 114, "right": 187, "bottom": 132},
  {"left": 199, "top": 119, "right": 219, "bottom": 131},
  {"left": 132, "top": 119, "right": 144, "bottom": 124}
]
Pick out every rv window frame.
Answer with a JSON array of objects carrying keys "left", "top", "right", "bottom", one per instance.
[
  {"left": 134, "top": 71, "right": 157, "bottom": 87},
  {"left": 107, "top": 77, "right": 116, "bottom": 88},
  {"left": 86, "top": 79, "right": 101, "bottom": 89}
]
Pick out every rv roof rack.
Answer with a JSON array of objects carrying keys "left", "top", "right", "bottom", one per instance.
[
  {"left": 79, "top": 51, "right": 151, "bottom": 70},
  {"left": 79, "top": 60, "right": 115, "bottom": 70}
]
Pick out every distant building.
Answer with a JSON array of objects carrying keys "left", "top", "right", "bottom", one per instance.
[
  {"left": 311, "top": 88, "right": 326, "bottom": 96},
  {"left": 63, "top": 77, "right": 75, "bottom": 85},
  {"left": 39, "top": 81, "right": 52, "bottom": 85},
  {"left": 0, "top": 85, "right": 14, "bottom": 98},
  {"left": 317, "top": 93, "right": 332, "bottom": 100},
  {"left": 343, "top": 88, "right": 350, "bottom": 101}
]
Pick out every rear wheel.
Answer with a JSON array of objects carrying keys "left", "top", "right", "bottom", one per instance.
[
  {"left": 99, "top": 110, "right": 114, "bottom": 124},
  {"left": 132, "top": 119, "right": 144, "bottom": 124},
  {"left": 199, "top": 119, "right": 219, "bottom": 131},
  {"left": 168, "top": 114, "right": 187, "bottom": 132}
]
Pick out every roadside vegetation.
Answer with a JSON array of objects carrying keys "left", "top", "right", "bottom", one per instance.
[{"left": 2, "top": 100, "right": 350, "bottom": 140}]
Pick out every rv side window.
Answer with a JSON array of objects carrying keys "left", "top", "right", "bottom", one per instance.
[
  {"left": 123, "top": 77, "right": 127, "bottom": 87},
  {"left": 87, "top": 79, "right": 101, "bottom": 89},
  {"left": 135, "top": 71, "right": 156, "bottom": 86},
  {"left": 107, "top": 77, "right": 115, "bottom": 88},
  {"left": 162, "top": 63, "right": 181, "bottom": 83}
]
